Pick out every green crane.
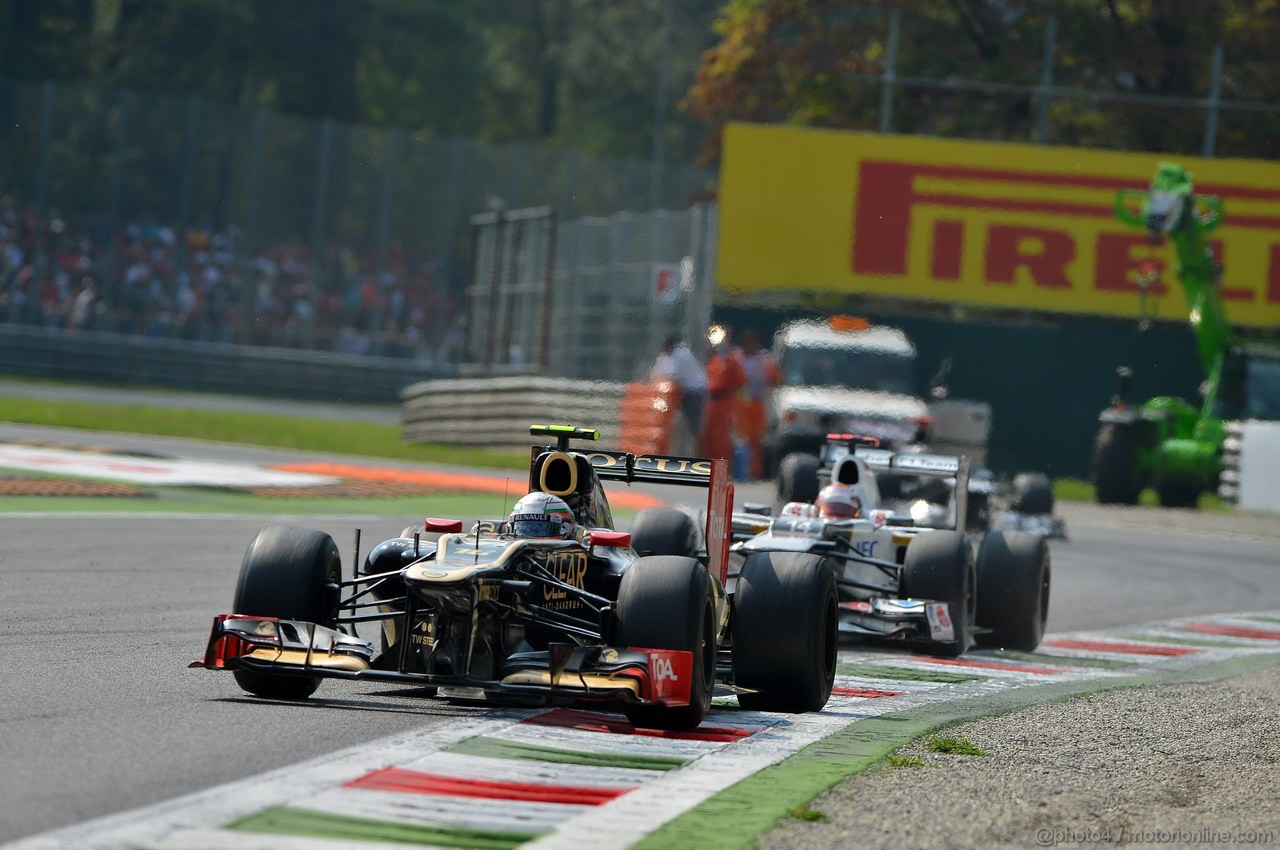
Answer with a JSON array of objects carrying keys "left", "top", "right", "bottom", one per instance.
[{"left": 1091, "top": 162, "right": 1280, "bottom": 508}]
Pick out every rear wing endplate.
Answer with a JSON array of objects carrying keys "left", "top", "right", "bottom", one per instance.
[{"left": 528, "top": 427, "right": 733, "bottom": 584}]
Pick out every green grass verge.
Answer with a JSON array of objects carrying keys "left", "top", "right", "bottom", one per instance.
[
  {"left": 836, "top": 662, "right": 984, "bottom": 684},
  {"left": 0, "top": 489, "right": 514, "bottom": 517},
  {"left": 0, "top": 385, "right": 1232, "bottom": 513},
  {"left": 0, "top": 487, "right": 641, "bottom": 521},
  {"left": 789, "top": 804, "right": 827, "bottom": 822},
  {"left": 1053, "top": 477, "right": 1228, "bottom": 511},
  {"left": 0, "top": 395, "right": 528, "bottom": 471},
  {"left": 925, "top": 736, "right": 988, "bottom": 756}
]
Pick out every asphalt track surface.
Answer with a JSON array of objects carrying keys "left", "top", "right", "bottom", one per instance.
[{"left": 1, "top": 387, "right": 1279, "bottom": 844}]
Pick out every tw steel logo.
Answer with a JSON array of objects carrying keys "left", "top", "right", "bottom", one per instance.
[{"left": 852, "top": 160, "right": 1280, "bottom": 305}]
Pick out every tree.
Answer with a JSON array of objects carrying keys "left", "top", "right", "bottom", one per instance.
[
  {"left": 475, "top": 0, "right": 720, "bottom": 162},
  {"left": 683, "top": 1, "right": 1280, "bottom": 163}
]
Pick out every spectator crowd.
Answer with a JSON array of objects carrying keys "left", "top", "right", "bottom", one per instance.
[{"left": 0, "top": 197, "right": 467, "bottom": 364}]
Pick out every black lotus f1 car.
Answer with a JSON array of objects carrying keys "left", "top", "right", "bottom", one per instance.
[{"left": 193, "top": 425, "right": 838, "bottom": 730}]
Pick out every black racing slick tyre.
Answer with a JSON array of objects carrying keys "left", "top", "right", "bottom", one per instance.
[
  {"left": 231, "top": 525, "right": 342, "bottom": 700},
  {"left": 974, "top": 530, "right": 1051, "bottom": 651},
  {"left": 965, "top": 491, "right": 990, "bottom": 532},
  {"left": 629, "top": 508, "right": 703, "bottom": 559},
  {"left": 1092, "top": 423, "right": 1144, "bottom": 505},
  {"left": 615, "top": 556, "right": 715, "bottom": 731},
  {"left": 1010, "top": 472, "right": 1055, "bottom": 516},
  {"left": 775, "top": 452, "right": 821, "bottom": 508},
  {"left": 1155, "top": 481, "right": 1200, "bottom": 509},
  {"left": 733, "top": 551, "right": 838, "bottom": 713},
  {"left": 899, "top": 530, "right": 975, "bottom": 658}
]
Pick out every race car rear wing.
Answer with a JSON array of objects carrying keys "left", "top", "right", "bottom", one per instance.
[
  {"left": 854, "top": 447, "right": 962, "bottom": 478},
  {"left": 819, "top": 432, "right": 965, "bottom": 479},
  {"left": 821, "top": 433, "right": 972, "bottom": 533},
  {"left": 529, "top": 425, "right": 717, "bottom": 487},
  {"left": 527, "top": 425, "right": 733, "bottom": 584}
]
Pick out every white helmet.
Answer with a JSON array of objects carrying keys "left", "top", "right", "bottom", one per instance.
[
  {"left": 509, "top": 492, "right": 575, "bottom": 539},
  {"left": 816, "top": 484, "right": 861, "bottom": 519}
]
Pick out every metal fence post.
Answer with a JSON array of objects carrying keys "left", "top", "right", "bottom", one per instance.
[
  {"left": 177, "top": 95, "right": 202, "bottom": 272},
  {"left": 624, "top": 156, "right": 639, "bottom": 212},
  {"left": 376, "top": 126, "right": 401, "bottom": 271},
  {"left": 238, "top": 107, "right": 267, "bottom": 344},
  {"left": 540, "top": 211, "right": 557, "bottom": 372},
  {"left": 878, "top": 5, "right": 901, "bottom": 135},
  {"left": 34, "top": 80, "right": 55, "bottom": 268},
  {"left": 1203, "top": 44, "right": 1224, "bottom": 159},
  {"left": 649, "top": 0, "right": 673, "bottom": 211},
  {"left": 311, "top": 118, "right": 334, "bottom": 275},
  {"left": 563, "top": 150, "right": 580, "bottom": 222},
  {"left": 370, "top": 125, "right": 401, "bottom": 353},
  {"left": 508, "top": 142, "right": 524, "bottom": 209},
  {"left": 443, "top": 135, "right": 464, "bottom": 288},
  {"left": 105, "top": 90, "right": 130, "bottom": 307},
  {"left": 1037, "top": 15, "right": 1058, "bottom": 145}
]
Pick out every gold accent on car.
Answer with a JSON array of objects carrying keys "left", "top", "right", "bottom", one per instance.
[
  {"left": 500, "top": 669, "right": 641, "bottom": 696},
  {"left": 245, "top": 648, "right": 370, "bottom": 672}
]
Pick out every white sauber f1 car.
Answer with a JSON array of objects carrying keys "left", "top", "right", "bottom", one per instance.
[{"left": 733, "top": 435, "right": 1051, "bottom": 656}]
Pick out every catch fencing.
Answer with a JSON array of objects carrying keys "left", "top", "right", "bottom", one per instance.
[
  {"left": 0, "top": 76, "right": 711, "bottom": 289},
  {"left": 465, "top": 204, "right": 718, "bottom": 383}
]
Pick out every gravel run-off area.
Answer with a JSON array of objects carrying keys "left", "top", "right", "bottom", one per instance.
[
  {"left": 755, "top": 500, "right": 1280, "bottom": 850},
  {"left": 754, "top": 664, "right": 1280, "bottom": 850}
]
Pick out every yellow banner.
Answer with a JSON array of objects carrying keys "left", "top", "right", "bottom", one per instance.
[{"left": 717, "top": 123, "right": 1280, "bottom": 328}]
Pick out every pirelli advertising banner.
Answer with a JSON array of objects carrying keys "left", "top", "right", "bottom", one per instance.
[{"left": 717, "top": 123, "right": 1280, "bottom": 328}]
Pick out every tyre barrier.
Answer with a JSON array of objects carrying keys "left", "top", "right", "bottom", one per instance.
[
  {"left": 618, "top": 380, "right": 681, "bottom": 456},
  {"left": 401, "top": 376, "right": 626, "bottom": 447}
]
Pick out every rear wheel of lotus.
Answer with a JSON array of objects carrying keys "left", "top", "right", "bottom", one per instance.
[{"left": 629, "top": 508, "right": 703, "bottom": 558}]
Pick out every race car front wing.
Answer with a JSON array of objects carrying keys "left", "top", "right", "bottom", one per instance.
[
  {"left": 836, "top": 597, "right": 958, "bottom": 643},
  {"left": 191, "top": 614, "right": 693, "bottom": 708}
]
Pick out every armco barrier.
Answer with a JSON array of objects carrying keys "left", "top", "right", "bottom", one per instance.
[
  {"left": 0, "top": 323, "right": 451, "bottom": 403},
  {"left": 400, "top": 377, "right": 625, "bottom": 447}
]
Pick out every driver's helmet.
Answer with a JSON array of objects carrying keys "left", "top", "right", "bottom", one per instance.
[
  {"left": 508, "top": 492, "right": 576, "bottom": 539},
  {"left": 780, "top": 501, "right": 818, "bottom": 518},
  {"left": 816, "top": 484, "right": 861, "bottom": 519}
]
